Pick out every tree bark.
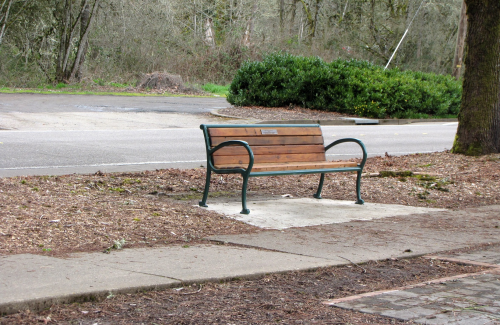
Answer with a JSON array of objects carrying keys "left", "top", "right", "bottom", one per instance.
[{"left": 452, "top": 0, "right": 500, "bottom": 155}]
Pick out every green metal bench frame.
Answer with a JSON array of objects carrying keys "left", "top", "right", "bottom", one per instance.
[{"left": 199, "top": 124, "right": 367, "bottom": 214}]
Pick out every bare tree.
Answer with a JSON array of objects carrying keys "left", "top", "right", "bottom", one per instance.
[
  {"left": 55, "top": 0, "right": 100, "bottom": 83},
  {"left": 0, "top": 0, "right": 33, "bottom": 47},
  {"left": 0, "top": 0, "right": 14, "bottom": 46}
]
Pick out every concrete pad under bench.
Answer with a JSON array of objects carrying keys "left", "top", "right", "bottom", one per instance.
[{"left": 204, "top": 198, "right": 446, "bottom": 229}]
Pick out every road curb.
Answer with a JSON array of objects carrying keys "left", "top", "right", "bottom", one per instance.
[
  {"left": 210, "top": 109, "right": 458, "bottom": 125},
  {"left": 210, "top": 109, "right": 248, "bottom": 120}
]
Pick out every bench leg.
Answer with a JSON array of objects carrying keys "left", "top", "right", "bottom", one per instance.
[
  {"left": 199, "top": 168, "right": 211, "bottom": 208},
  {"left": 355, "top": 170, "right": 364, "bottom": 204},
  {"left": 313, "top": 173, "right": 325, "bottom": 199},
  {"left": 240, "top": 174, "right": 250, "bottom": 214}
]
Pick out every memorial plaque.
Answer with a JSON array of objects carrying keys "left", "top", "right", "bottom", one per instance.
[{"left": 261, "top": 129, "right": 278, "bottom": 135}]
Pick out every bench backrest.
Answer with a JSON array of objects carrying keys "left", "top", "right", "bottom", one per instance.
[{"left": 204, "top": 125, "right": 326, "bottom": 165}]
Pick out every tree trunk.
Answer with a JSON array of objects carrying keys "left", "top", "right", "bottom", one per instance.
[
  {"left": 299, "top": 0, "right": 322, "bottom": 42},
  {"left": 70, "top": 0, "right": 99, "bottom": 82},
  {"left": 452, "top": 0, "right": 467, "bottom": 80},
  {"left": 242, "top": 4, "right": 257, "bottom": 47},
  {"left": 452, "top": 0, "right": 500, "bottom": 155},
  {"left": 290, "top": 0, "right": 297, "bottom": 35},
  {"left": 55, "top": 0, "right": 99, "bottom": 83},
  {"left": 313, "top": 0, "right": 321, "bottom": 38},
  {"left": 56, "top": 0, "right": 74, "bottom": 82},
  {"left": 73, "top": 1, "right": 90, "bottom": 81},
  {"left": 279, "top": 0, "right": 285, "bottom": 32},
  {"left": 204, "top": 17, "right": 215, "bottom": 47}
]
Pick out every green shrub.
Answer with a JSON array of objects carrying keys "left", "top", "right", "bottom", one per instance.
[{"left": 227, "top": 53, "right": 461, "bottom": 119}]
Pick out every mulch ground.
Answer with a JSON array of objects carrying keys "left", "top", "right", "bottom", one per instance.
[
  {"left": 217, "top": 105, "right": 359, "bottom": 121},
  {"left": 1, "top": 152, "right": 499, "bottom": 257}
]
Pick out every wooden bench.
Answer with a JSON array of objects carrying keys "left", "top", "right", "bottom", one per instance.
[{"left": 199, "top": 124, "right": 367, "bottom": 214}]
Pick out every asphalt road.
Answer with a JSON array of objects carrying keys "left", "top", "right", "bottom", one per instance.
[
  {"left": 0, "top": 93, "right": 457, "bottom": 177},
  {"left": 0, "top": 124, "right": 457, "bottom": 177},
  {"left": 0, "top": 93, "right": 229, "bottom": 114}
]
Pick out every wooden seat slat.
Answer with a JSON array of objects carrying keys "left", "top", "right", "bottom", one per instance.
[
  {"left": 215, "top": 161, "right": 358, "bottom": 172},
  {"left": 213, "top": 153, "right": 327, "bottom": 165},
  {"left": 212, "top": 144, "right": 326, "bottom": 156},
  {"left": 210, "top": 135, "right": 324, "bottom": 147},
  {"left": 208, "top": 127, "right": 323, "bottom": 137}
]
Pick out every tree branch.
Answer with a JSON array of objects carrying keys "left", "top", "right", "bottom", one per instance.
[{"left": 0, "top": 0, "right": 13, "bottom": 47}]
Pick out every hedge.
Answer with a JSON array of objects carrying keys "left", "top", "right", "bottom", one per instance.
[{"left": 227, "top": 53, "right": 461, "bottom": 119}]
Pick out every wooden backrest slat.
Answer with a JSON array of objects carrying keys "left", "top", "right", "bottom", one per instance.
[
  {"left": 210, "top": 135, "right": 324, "bottom": 147},
  {"left": 214, "top": 153, "right": 326, "bottom": 165},
  {"left": 208, "top": 127, "right": 322, "bottom": 137},
  {"left": 212, "top": 144, "right": 325, "bottom": 156}
]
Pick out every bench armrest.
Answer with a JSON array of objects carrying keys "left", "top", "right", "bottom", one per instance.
[
  {"left": 325, "top": 138, "right": 367, "bottom": 169},
  {"left": 208, "top": 140, "right": 254, "bottom": 174}
]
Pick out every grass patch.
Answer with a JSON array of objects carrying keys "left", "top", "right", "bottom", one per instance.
[
  {"left": 379, "top": 170, "right": 452, "bottom": 193},
  {"left": 414, "top": 174, "right": 437, "bottom": 182},
  {"left": 379, "top": 170, "right": 413, "bottom": 178},
  {"left": 0, "top": 87, "right": 213, "bottom": 98},
  {"left": 93, "top": 78, "right": 130, "bottom": 88},
  {"left": 201, "top": 83, "right": 229, "bottom": 96}
]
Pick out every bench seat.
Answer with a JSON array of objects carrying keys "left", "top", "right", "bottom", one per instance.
[{"left": 214, "top": 161, "right": 359, "bottom": 173}]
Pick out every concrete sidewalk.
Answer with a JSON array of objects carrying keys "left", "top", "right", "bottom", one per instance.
[{"left": 1, "top": 200, "right": 500, "bottom": 323}]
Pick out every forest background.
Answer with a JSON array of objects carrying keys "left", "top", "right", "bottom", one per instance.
[{"left": 0, "top": 0, "right": 462, "bottom": 88}]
